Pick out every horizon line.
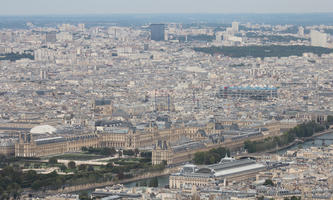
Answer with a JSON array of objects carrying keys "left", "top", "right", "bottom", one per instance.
[{"left": 1, "top": 12, "right": 333, "bottom": 17}]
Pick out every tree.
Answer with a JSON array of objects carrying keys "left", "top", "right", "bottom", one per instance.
[
  {"left": 161, "top": 160, "right": 167, "bottom": 167},
  {"left": 31, "top": 180, "right": 43, "bottom": 191},
  {"left": 87, "top": 165, "right": 94, "bottom": 172},
  {"left": 68, "top": 161, "right": 76, "bottom": 169},
  {"left": 24, "top": 170, "right": 38, "bottom": 185},
  {"left": 117, "top": 172, "right": 124, "bottom": 180},
  {"left": 106, "top": 162, "right": 114, "bottom": 169},
  {"left": 284, "top": 197, "right": 301, "bottom": 200},
  {"left": 140, "top": 151, "right": 152, "bottom": 158},
  {"left": 263, "top": 179, "right": 274, "bottom": 186},
  {"left": 34, "top": 163, "right": 41, "bottom": 168},
  {"left": 60, "top": 164, "right": 67, "bottom": 171},
  {"left": 134, "top": 148, "right": 139, "bottom": 156},
  {"left": 78, "top": 164, "right": 87, "bottom": 171},
  {"left": 79, "top": 191, "right": 91, "bottom": 200},
  {"left": 49, "top": 157, "right": 58, "bottom": 164},
  {"left": 7, "top": 183, "right": 21, "bottom": 199},
  {"left": 123, "top": 149, "right": 135, "bottom": 156},
  {"left": 24, "top": 162, "right": 30, "bottom": 168},
  {"left": 81, "top": 147, "right": 88, "bottom": 152},
  {"left": 193, "top": 148, "right": 229, "bottom": 164},
  {"left": 55, "top": 177, "right": 64, "bottom": 189}
]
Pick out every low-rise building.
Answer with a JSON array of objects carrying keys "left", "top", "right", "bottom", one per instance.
[{"left": 170, "top": 156, "right": 266, "bottom": 189}]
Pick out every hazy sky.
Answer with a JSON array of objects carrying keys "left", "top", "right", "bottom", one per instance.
[{"left": 1, "top": 0, "right": 333, "bottom": 15}]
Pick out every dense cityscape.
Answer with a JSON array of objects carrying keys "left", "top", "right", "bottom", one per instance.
[{"left": 1, "top": 8, "right": 333, "bottom": 200}]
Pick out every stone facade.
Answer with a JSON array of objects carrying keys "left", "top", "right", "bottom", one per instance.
[{"left": 15, "top": 133, "right": 99, "bottom": 157}]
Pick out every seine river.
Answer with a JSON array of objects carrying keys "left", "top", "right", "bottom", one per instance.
[
  {"left": 124, "top": 175, "right": 169, "bottom": 188},
  {"left": 84, "top": 132, "right": 333, "bottom": 193},
  {"left": 278, "top": 131, "right": 333, "bottom": 154}
]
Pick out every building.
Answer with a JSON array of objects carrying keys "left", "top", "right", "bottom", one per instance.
[
  {"left": 152, "top": 140, "right": 207, "bottom": 166},
  {"left": 310, "top": 30, "right": 328, "bottom": 47},
  {"left": 45, "top": 32, "right": 57, "bottom": 43},
  {"left": 152, "top": 128, "right": 265, "bottom": 166},
  {"left": 218, "top": 86, "right": 278, "bottom": 101},
  {"left": 15, "top": 133, "right": 66, "bottom": 157},
  {"left": 298, "top": 26, "right": 305, "bottom": 37},
  {"left": 232, "top": 22, "right": 239, "bottom": 33},
  {"left": 0, "top": 139, "right": 15, "bottom": 156},
  {"left": 40, "top": 69, "right": 47, "bottom": 80},
  {"left": 56, "top": 32, "right": 73, "bottom": 42},
  {"left": 150, "top": 24, "right": 165, "bottom": 41},
  {"left": 169, "top": 156, "right": 266, "bottom": 189},
  {"left": 154, "top": 95, "right": 175, "bottom": 112},
  {"left": 15, "top": 133, "right": 99, "bottom": 157},
  {"left": 92, "top": 99, "right": 113, "bottom": 116},
  {"left": 12, "top": 119, "right": 290, "bottom": 158}
]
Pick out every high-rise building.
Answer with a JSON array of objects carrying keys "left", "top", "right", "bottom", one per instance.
[
  {"left": 310, "top": 30, "right": 328, "bottom": 47},
  {"left": 232, "top": 22, "right": 239, "bottom": 33},
  {"left": 215, "top": 32, "right": 223, "bottom": 42},
  {"left": 298, "top": 26, "right": 305, "bottom": 37},
  {"left": 150, "top": 24, "right": 165, "bottom": 41},
  {"left": 45, "top": 32, "right": 57, "bottom": 43}
]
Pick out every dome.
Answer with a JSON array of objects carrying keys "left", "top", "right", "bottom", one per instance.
[{"left": 30, "top": 125, "right": 57, "bottom": 134}]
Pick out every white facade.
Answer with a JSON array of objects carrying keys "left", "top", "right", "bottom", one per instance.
[
  {"left": 232, "top": 22, "right": 239, "bottom": 33},
  {"left": 310, "top": 30, "right": 328, "bottom": 47}
]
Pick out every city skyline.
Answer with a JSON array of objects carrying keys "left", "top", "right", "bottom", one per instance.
[
  {"left": 2, "top": 0, "right": 333, "bottom": 198},
  {"left": 1, "top": 0, "right": 333, "bottom": 16}
]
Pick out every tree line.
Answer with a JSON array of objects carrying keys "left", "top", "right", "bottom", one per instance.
[
  {"left": 0, "top": 149, "right": 160, "bottom": 198},
  {"left": 193, "top": 147, "right": 230, "bottom": 165}
]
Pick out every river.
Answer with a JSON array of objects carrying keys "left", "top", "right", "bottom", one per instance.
[
  {"left": 278, "top": 131, "right": 333, "bottom": 154},
  {"left": 124, "top": 175, "right": 169, "bottom": 188}
]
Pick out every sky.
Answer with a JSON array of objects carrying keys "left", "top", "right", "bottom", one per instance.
[{"left": 1, "top": 0, "right": 333, "bottom": 15}]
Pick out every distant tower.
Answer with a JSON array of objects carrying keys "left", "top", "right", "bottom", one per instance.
[
  {"left": 298, "top": 26, "right": 304, "bottom": 37},
  {"left": 150, "top": 24, "right": 165, "bottom": 41},
  {"left": 232, "top": 22, "right": 239, "bottom": 33}
]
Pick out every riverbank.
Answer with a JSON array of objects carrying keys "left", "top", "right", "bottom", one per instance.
[
  {"left": 276, "top": 129, "right": 333, "bottom": 152},
  {"left": 38, "top": 166, "right": 179, "bottom": 195}
]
